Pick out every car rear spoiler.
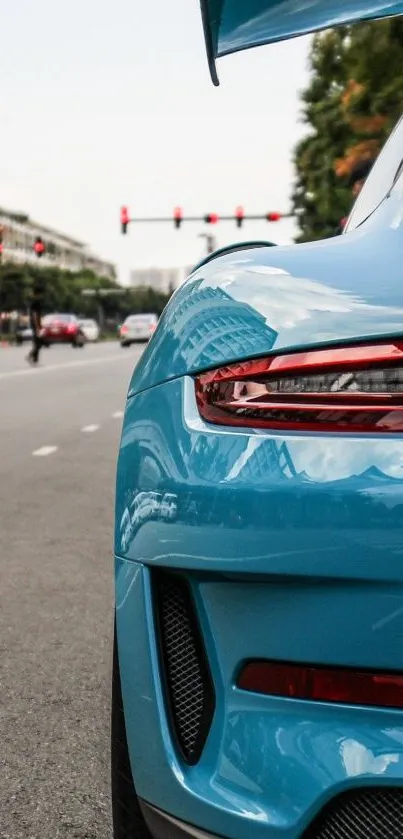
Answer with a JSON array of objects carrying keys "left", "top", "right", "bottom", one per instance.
[{"left": 200, "top": 0, "right": 403, "bottom": 85}]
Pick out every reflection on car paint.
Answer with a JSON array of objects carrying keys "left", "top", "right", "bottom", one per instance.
[
  {"left": 340, "top": 739, "right": 399, "bottom": 777},
  {"left": 120, "top": 490, "right": 178, "bottom": 551}
]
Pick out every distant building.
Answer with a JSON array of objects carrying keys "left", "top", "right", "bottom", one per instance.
[
  {"left": 0, "top": 206, "right": 115, "bottom": 280},
  {"left": 129, "top": 266, "right": 193, "bottom": 293}
]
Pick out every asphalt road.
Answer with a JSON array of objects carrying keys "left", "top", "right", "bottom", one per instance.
[{"left": 0, "top": 341, "right": 144, "bottom": 839}]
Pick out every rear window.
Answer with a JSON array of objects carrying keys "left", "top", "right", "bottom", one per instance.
[
  {"left": 45, "top": 314, "right": 74, "bottom": 323},
  {"left": 126, "top": 314, "right": 157, "bottom": 324}
]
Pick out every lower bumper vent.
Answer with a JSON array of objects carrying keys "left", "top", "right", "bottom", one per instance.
[
  {"left": 154, "top": 571, "right": 215, "bottom": 764},
  {"left": 304, "top": 788, "right": 403, "bottom": 839}
]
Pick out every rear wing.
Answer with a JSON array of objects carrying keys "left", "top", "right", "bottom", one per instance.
[{"left": 200, "top": 0, "right": 403, "bottom": 85}]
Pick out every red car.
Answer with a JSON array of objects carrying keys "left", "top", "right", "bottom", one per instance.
[{"left": 41, "top": 314, "right": 86, "bottom": 347}]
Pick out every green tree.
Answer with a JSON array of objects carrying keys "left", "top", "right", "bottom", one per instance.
[
  {"left": 0, "top": 263, "right": 172, "bottom": 336},
  {"left": 292, "top": 28, "right": 350, "bottom": 242},
  {"left": 292, "top": 19, "right": 403, "bottom": 242}
]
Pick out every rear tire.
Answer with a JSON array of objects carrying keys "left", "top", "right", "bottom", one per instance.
[
  {"left": 120, "top": 342, "right": 130, "bottom": 348},
  {"left": 111, "top": 621, "right": 153, "bottom": 839}
]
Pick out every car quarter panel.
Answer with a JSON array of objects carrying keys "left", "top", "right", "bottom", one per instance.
[{"left": 116, "top": 376, "right": 403, "bottom": 585}]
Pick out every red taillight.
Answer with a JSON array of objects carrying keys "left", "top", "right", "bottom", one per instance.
[
  {"left": 238, "top": 660, "right": 403, "bottom": 709},
  {"left": 195, "top": 342, "right": 403, "bottom": 433},
  {"left": 121, "top": 325, "right": 128, "bottom": 334},
  {"left": 66, "top": 323, "right": 77, "bottom": 334}
]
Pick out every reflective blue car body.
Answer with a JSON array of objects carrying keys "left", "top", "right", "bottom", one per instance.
[{"left": 113, "top": 5, "right": 403, "bottom": 839}]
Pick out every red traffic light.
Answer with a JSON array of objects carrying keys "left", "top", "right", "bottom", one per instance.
[
  {"left": 266, "top": 212, "right": 281, "bottom": 222},
  {"left": 205, "top": 213, "right": 219, "bottom": 224},
  {"left": 235, "top": 205, "right": 244, "bottom": 228},
  {"left": 173, "top": 207, "right": 183, "bottom": 229},
  {"left": 120, "top": 206, "right": 130, "bottom": 234},
  {"left": 33, "top": 237, "right": 45, "bottom": 257}
]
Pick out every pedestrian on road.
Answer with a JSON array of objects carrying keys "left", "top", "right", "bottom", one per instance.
[{"left": 27, "top": 282, "right": 45, "bottom": 366}]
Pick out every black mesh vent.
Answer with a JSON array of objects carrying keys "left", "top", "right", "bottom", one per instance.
[
  {"left": 304, "top": 788, "right": 403, "bottom": 839},
  {"left": 154, "top": 571, "right": 215, "bottom": 764}
]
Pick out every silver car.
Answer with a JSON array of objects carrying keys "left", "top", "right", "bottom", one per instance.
[{"left": 119, "top": 313, "right": 158, "bottom": 346}]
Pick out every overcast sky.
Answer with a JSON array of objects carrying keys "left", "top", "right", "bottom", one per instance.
[{"left": 1, "top": 0, "right": 311, "bottom": 282}]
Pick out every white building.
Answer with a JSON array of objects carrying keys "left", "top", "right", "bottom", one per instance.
[
  {"left": 0, "top": 206, "right": 115, "bottom": 280},
  {"left": 129, "top": 266, "right": 193, "bottom": 293}
]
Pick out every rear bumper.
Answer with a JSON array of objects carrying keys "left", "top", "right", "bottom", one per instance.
[{"left": 116, "top": 557, "right": 403, "bottom": 839}]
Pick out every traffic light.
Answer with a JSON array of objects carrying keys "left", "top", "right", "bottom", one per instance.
[
  {"left": 120, "top": 206, "right": 130, "bottom": 234},
  {"left": 204, "top": 213, "right": 219, "bottom": 224},
  {"left": 235, "top": 205, "right": 244, "bottom": 228},
  {"left": 173, "top": 207, "right": 183, "bottom": 229},
  {"left": 33, "top": 236, "right": 45, "bottom": 257},
  {"left": 266, "top": 212, "right": 281, "bottom": 222}
]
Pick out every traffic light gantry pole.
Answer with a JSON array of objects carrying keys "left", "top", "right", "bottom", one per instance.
[{"left": 120, "top": 205, "right": 292, "bottom": 233}]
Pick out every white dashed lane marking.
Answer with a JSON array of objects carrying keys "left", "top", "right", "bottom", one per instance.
[
  {"left": 33, "top": 414, "right": 118, "bottom": 457},
  {"left": 33, "top": 446, "right": 58, "bottom": 457},
  {"left": 0, "top": 353, "right": 128, "bottom": 382}
]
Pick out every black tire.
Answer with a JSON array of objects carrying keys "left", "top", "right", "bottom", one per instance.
[
  {"left": 120, "top": 342, "right": 130, "bottom": 348},
  {"left": 72, "top": 334, "right": 85, "bottom": 348},
  {"left": 111, "top": 622, "right": 153, "bottom": 839}
]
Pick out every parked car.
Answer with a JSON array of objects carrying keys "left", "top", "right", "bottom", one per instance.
[
  {"left": 119, "top": 313, "right": 158, "bottom": 346},
  {"left": 41, "top": 314, "right": 85, "bottom": 347},
  {"left": 78, "top": 318, "right": 100, "bottom": 342},
  {"left": 112, "top": 3, "right": 403, "bottom": 839},
  {"left": 14, "top": 325, "right": 33, "bottom": 345}
]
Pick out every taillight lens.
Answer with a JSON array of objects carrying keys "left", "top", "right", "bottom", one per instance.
[
  {"left": 238, "top": 660, "right": 403, "bottom": 709},
  {"left": 121, "top": 325, "right": 128, "bottom": 334},
  {"left": 195, "top": 342, "right": 403, "bottom": 433}
]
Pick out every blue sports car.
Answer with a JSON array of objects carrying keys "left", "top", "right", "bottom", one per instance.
[{"left": 112, "top": 2, "right": 403, "bottom": 838}]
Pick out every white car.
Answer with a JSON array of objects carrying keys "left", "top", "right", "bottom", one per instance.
[
  {"left": 78, "top": 319, "right": 100, "bottom": 342},
  {"left": 119, "top": 313, "right": 158, "bottom": 346}
]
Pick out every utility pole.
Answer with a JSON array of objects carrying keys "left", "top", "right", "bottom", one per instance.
[
  {"left": 81, "top": 287, "right": 128, "bottom": 335},
  {"left": 198, "top": 233, "right": 216, "bottom": 256}
]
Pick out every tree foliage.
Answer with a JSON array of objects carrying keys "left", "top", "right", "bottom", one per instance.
[
  {"left": 292, "top": 19, "right": 403, "bottom": 242},
  {"left": 0, "top": 263, "right": 172, "bottom": 327}
]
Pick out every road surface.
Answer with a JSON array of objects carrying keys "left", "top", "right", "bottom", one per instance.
[{"left": 0, "top": 341, "right": 144, "bottom": 839}]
